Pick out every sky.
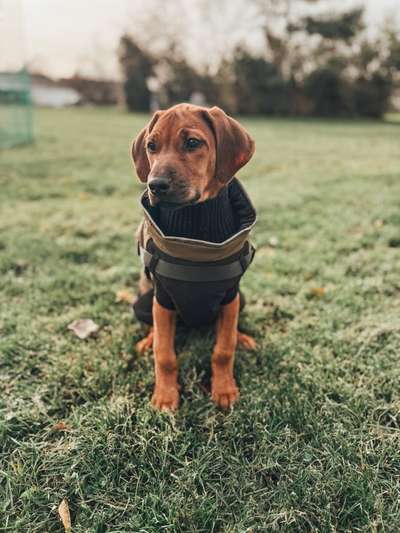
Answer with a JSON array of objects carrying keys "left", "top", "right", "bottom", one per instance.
[{"left": 0, "top": 0, "right": 399, "bottom": 79}]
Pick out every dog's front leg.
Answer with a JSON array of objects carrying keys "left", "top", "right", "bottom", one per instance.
[
  {"left": 152, "top": 298, "right": 179, "bottom": 411},
  {"left": 211, "top": 293, "right": 240, "bottom": 408}
]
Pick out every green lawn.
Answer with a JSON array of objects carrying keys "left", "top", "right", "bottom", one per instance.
[{"left": 1, "top": 107, "right": 400, "bottom": 532}]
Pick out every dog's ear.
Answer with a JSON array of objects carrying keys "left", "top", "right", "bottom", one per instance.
[
  {"left": 201, "top": 106, "right": 255, "bottom": 183},
  {"left": 131, "top": 111, "right": 161, "bottom": 183}
]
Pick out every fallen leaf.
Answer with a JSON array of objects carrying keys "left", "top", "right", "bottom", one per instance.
[
  {"left": 268, "top": 236, "right": 279, "bottom": 247},
  {"left": 58, "top": 498, "right": 72, "bottom": 532},
  {"left": 51, "top": 421, "right": 68, "bottom": 432},
  {"left": 309, "top": 287, "right": 326, "bottom": 298},
  {"left": 68, "top": 319, "right": 99, "bottom": 339},
  {"left": 115, "top": 290, "right": 136, "bottom": 305}
]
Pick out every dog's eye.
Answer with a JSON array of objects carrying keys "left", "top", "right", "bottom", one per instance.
[
  {"left": 185, "top": 138, "right": 201, "bottom": 151},
  {"left": 147, "top": 141, "right": 157, "bottom": 152}
]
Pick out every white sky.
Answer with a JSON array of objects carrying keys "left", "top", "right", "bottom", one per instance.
[{"left": 0, "top": 0, "right": 398, "bottom": 79}]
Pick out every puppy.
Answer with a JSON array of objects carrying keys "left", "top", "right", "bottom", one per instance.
[{"left": 131, "top": 104, "right": 257, "bottom": 411}]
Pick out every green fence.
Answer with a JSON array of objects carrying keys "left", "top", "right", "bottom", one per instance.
[{"left": 0, "top": 70, "right": 33, "bottom": 148}]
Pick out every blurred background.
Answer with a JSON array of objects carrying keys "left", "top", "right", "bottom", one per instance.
[{"left": 1, "top": 0, "right": 400, "bottom": 147}]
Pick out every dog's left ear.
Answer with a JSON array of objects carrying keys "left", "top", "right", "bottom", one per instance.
[
  {"left": 201, "top": 106, "right": 255, "bottom": 183},
  {"left": 131, "top": 111, "right": 161, "bottom": 183}
]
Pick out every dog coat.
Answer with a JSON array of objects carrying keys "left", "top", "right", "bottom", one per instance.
[{"left": 133, "top": 178, "right": 257, "bottom": 327}]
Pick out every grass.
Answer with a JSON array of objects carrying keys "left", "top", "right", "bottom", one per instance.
[{"left": 1, "top": 107, "right": 400, "bottom": 532}]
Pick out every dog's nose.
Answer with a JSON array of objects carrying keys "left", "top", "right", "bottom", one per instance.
[{"left": 148, "top": 178, "right": 170, "bottom": 196}]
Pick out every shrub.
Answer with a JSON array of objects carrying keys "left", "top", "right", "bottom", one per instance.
[
  {"left": 304, "top": 67, "right": 352, "bottom": 116},
  {"left": 233, "top": 49, "right": 290, "bottom": 115},
  {"left": 353, "top": 74, "right": 393, "bottom": 118}
]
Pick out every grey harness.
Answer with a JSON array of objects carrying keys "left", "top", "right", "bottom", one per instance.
[{"left": 139, "top": 243, "right": 255, "bottom": 282}]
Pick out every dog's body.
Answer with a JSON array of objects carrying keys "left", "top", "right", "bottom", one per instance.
[{"left": 131, "top": 104, "right": 256, "bottom": 410}]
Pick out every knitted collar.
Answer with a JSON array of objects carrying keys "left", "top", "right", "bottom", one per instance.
[
  {"left": 156, "top": 183, "right": 236, "bottom": 243},
  {"left": 141, "top": 178, "right": 256, "bottom": 244}
]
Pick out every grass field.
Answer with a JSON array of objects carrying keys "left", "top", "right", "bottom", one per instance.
[{"left": 1, "top": 107, "right": 400, "bottom": 532}]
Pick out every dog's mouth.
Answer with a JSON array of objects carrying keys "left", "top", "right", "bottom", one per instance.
[{"left": 149, "top": 190, "right": 201, "bottom": 210}]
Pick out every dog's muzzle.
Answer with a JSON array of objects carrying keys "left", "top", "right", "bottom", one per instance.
[{"left": 148, "top": 177, "right": 170, "bottom": 197}]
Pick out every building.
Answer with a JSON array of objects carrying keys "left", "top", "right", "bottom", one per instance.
[{"left": 31, "top": 74, "right": 82, "bottom": 107}]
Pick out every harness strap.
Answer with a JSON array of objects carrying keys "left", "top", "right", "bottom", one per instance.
[{"left": 139, "top": 246, "right": 254, "bottom": 282}]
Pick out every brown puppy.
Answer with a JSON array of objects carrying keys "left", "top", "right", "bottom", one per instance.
[{"left": 132, "top": 103, "right": 256, "bottom": 411}]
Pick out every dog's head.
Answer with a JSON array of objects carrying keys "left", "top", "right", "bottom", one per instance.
[{"left": 131, "top": 103, "right": 255, "bottom": 207}]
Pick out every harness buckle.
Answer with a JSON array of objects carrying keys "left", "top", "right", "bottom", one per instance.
[
  {"left": 239, "top": 254, "right": 248, "bottom": 273},
  {"left": 239, "top": 244, "right": 255, "bottom": 273},
  {"left": 148, "top": 252, "right": 159, "bottom": 273}
]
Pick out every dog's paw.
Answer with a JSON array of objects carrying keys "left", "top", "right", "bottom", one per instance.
[
  {"left": 237, "top": 331, "right": 257, "bottom": 350},
  {"left": 151, "top": 386, "right": 180, "bottom": 412},
  {"left": 211, "top": 380, "right": 239, "bottom": 409},
  {"left": 136, "top": 329, "right": 154, "bottom": 355}
]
